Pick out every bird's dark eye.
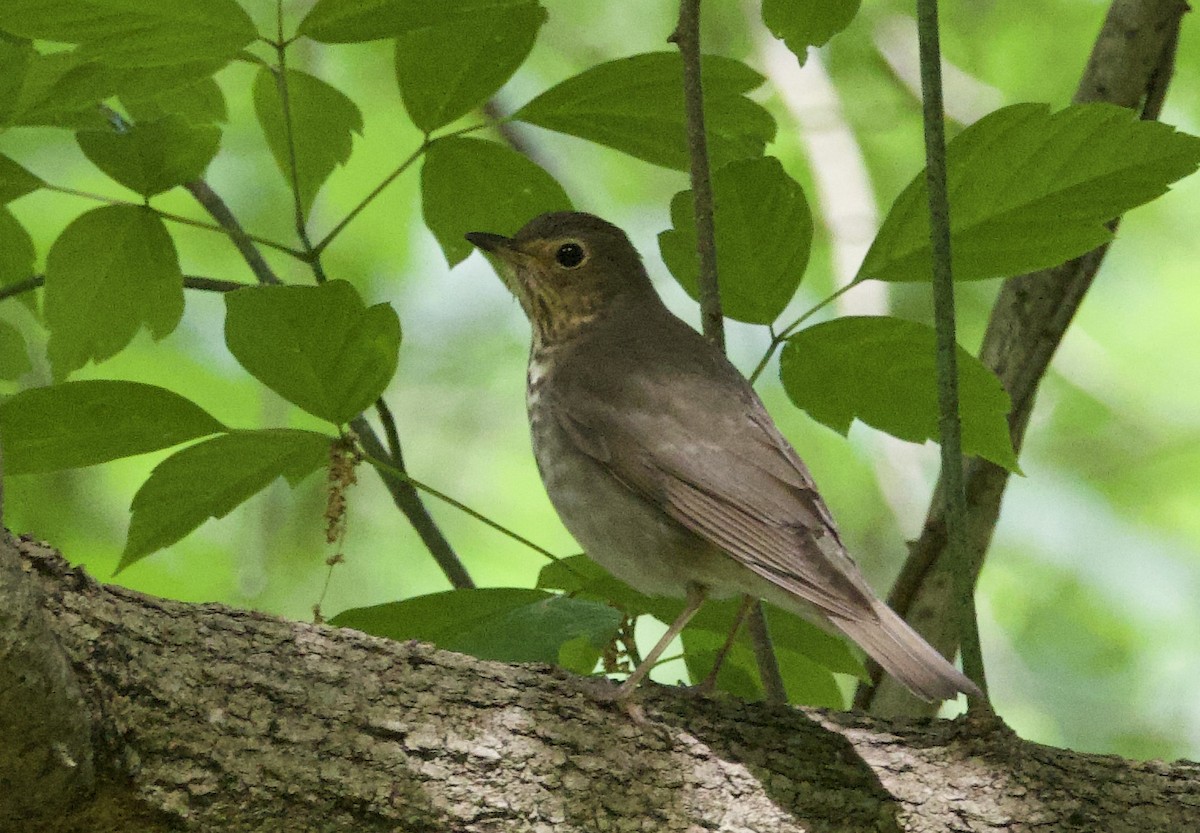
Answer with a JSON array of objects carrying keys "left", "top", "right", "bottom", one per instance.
[{"left": 555, "top": 242, "right": 586, "bottom": 269}]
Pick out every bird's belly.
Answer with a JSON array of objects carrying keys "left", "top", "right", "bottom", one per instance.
[{"left": 530, "top": 409, "right": 743, "bottom": 600}]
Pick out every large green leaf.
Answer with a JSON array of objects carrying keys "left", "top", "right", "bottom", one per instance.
[
  {"left": 0, "top": 0, "right": 256, "bottom": 67},
  {"left": 0, "top": 321, "right": 31, "bottom": 381},
  {"left": 0, "top": 207, "right": 37, "bottom": 314},
  {"left": 779, "top": 316, "right": 1018, "bottom": 470},
  {"left": 119, "top": 69, "right": 228, "bottom": 124},
  {"left": 223, "top": 281, "right": 401, "bottom": 426},
  {"left": 44, "top": 205, "right": 184, "bottom": 380},
  {"left": 332, "top": 588, "right": 621, "bottom": 672},
  {"left": 76, "top": 115, "right": 221, "bottom": 197},
  {"left": 0, "top": 380, "right": 225, "bottom": 474},
  {"left": 762, "top": 0, "right": 861, "bottom": 64},
  {"left": 659, "top": 156, "right": 812, "bottom": 324},
  {"left": 0, "top": 154, "right": 43, "bottom": 203},
  {"left": 301, "top": 0, "right": 524, "bottom": 43},
  {"left": 2, "top": 48, "right": 119, "bottom": 129},
  {"left": 252, "top": 68, "right": 363, "bottom": 215},
  {"left": 860, "top": 103, "right": 1200, "bottom": 283},
  {"left": 421, "top": 136, "right": 571, "bottom": 266},
  {"left": 514, "top": 52, "right": 775, "bottom": 171},
  {"left": 121, "top": 429, "right": 331, "bottom": 569},
  {"left": 394, "top": 1, "right": 545, "bottom": 132}
]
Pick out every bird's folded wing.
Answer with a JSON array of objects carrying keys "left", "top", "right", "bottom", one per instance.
[{"left": 551, "top": 392, "right": 877, "bottom": 622}]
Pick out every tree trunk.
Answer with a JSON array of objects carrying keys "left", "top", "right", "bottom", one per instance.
[{"left": 2, "top": 534, "right": 1197, "bottom": 833}]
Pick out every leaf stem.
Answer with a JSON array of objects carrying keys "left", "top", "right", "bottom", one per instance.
[
  {"left": 312, "top": 141, "right": 427, "bottom": 256},
  {"left": 748, "top": 281, "right": 860, "bottom": 385}
]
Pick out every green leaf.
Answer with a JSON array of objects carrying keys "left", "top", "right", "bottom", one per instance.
[
  {"left": 44, "top": 205, "right": 184, "bottom": 380},
  {"left": 223, "top": 281, "right": 401, "bottom": 426},
  {"left": 0, "top": 154, "right": 43, "bottom": 203},
  {"left": 3, "top": 49, "right": 119, "bottom": 129},
  {"left": 394, "top": 2, "right": 545, "bottom": 132},
  {"left": 514, "top": 52, "right": 775, "bottom": 171},
  {"left": 762, "top": 0, "right": 861, "bottom": 64},
  {"left": 121, "top": 429, "right": 331, "bottom": 569},
  {"left": 0, "top": 37, "right": 35, "bottom": 125},
  {"left": 300, "top": 0, "right": 512, "bottom": 43},
  {"left": 538, "top": 554, "right": 866, "bottom": 689},
  {"left": 0, "top": 207, "right": 37, "bottom": 314},
  {"left": 0, "top": 0, "right": 256, "bottom": 67},
  {"left": 860, "top": 102, "right": 1200, "bottom": 283},
  {"left": 659, "top": 157, "right": 812, "bottom": 324},
  {"left": 77, "top": 115, "right": 221, "bottom": 197},
  {"left": 0, "top": 380, "right": 225, "bottom": 474},
  {"left": 332, "top": 588, "right": 622, "bottom": 668},
  {"left": 252, "top": 68, "right": 363, "bottom": 215},
  {"left": 421, "top": 136, "right": 572, "bottom": 266},
  {"left": 780, "top": 316, "right": 1018, "bottom": 470},
  {"left": 0, "top": 321, "right": 31, "bottom": 381},
  {"left": 118, "top": 67, "right": 228, "bottom": 124}
]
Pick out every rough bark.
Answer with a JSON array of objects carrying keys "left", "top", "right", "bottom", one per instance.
[
  {"left": 2, "top": 534, "right": 1197, "bottom": 833},
  {"left": 858, "top": 0, "right": 1192, "bottom": 716}
]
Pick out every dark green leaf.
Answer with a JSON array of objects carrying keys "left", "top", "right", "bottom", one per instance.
[
  {"left": 762, "top": 0, "right": 861, "bottom": 64},
  {"left": 77, "top": 115, "right": 221, "bottom": 197},
  {"left": 394, "top": 2, "right": 545, "bottom": 132},
  {"left": 860, "top": 103, "right": 1200, "bottom": 283},
  {"left": 0, "top": 380, "right": 225, "bottom": 474},
  {"left": 421, "top": 136, "right": 571, "bottom": 266},
  {"left": 539, "top": 554, "right": 866, "bottom": 683},
  {"left": 0, "top": 154, "right": 43, "bottom": 203},
  {"left": 252, "top": 68, "right": 363, "bottom": 215},
  {"left": 0, "top": 207, "right": 37, "bottom": 314},
  {"left": 332, "top": 588, "right": 622, "bottom": 668},
  {"left": 659, "top": 156, "right": 812, "bottom": 324},
  {"left": 224, "top": 280, "right": 401, "bottom": 426},
  {"left": 515, "top": 52, "right": 774, "bottom": 171},
  {"left": 121, "top": 429, "right": 331, "bottom": 569},
  {"left": 0, "top": 0, "right": 256, "bottom": 67},
  {"left": 0, "top": 321, "right": 31, "bottom": 381},
  {"left": 45, "top": 205, "right": 184, "bottom": 380},
  {"left": 0, "top": 37, "right": 35, "bottom": 125},
  {"left": 780, "top": 316, "right": 1018, "bottom": 469}
]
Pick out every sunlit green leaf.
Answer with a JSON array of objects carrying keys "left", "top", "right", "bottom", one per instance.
[
  {"left": 762, "top": 0, "right": 861, "bottom": 64},
  {"left": 44, "top": 205, "right": 184, "bottom": 380},
  {"left": 301, "top": 0, "right": 529, "bottom": 43},
  {"left": 860, "top": 103, "right": 1200, "bottom": 282},
  {"left": 0, "top": 0, "right": 256, "bottom": 67},
  {"left": 119, "top": 69, "right": 228, "bottom": 124},
  {"left": 77, "top": 115, "right": 221, "bottom": 197},
  {"left": 659, "top": 156, "right": 812, "bottom": 324},
  {"left": 252, "top": 68, "right": 363, "bottom": 214},
  {"left": 121, "top": 429, "right": 331, "bottom": 569},
  {"left": 332, "top": 588, "right": 622, "bottom": 668},
  {"left": 3, "top": 49, "right": 119, "bottom": 129},
  {"left": 421, "top": 136, "right": 571, "bottom": 266},
  {"left": 395, "top": 2, "right": 545, "bottom": 132},
  {"left": 0, "top": 380, "right": 225, "bottom": 474},
  {"left": 224, "top": 281, "right": 401, "bottom": 426},
  {"left": 0, "top": 154, "right": 43, "bottom": 203},
  {"left": 514, "top": 52, "right": 774, "bottom": 171},
  {"left": 780, "top": 316, "right": 1018, "bottom": 470}
]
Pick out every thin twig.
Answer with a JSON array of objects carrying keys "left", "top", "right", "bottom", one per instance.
[
  {"left": 184, "top": 181, "right": 281, "bottom": 285},
  {"left": 0, "top": 274, "right": 249, "bottom": 303},
  {"left": 312, "top": 142, "right": 427, "bottom": 256},
  {"left": 671, "top": 0, "right": 786, "bottom": 705},
  {"left": 914, "top": 0, "right": 986, "bottom": 706}
]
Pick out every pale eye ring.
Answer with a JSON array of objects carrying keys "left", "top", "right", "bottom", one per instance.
[{"left": 555, "top": 242, "right": 586, "bottom": 268}]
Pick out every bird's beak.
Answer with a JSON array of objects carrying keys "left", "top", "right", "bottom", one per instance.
[{"left": 465, "top": 231, "right": 517, "bottom": 256}]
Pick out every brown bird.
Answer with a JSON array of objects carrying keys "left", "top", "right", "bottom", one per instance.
[{"left": 466, "top": 211, "right": 980, "bottom": 703}]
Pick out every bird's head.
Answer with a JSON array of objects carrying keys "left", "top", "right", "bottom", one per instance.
[{"left": 466, "top": 211, "right": 655, "bottom": 346}]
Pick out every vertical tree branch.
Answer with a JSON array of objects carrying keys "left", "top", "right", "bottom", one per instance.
[
  {"left": 857, "top": 0, "right": 1188, "bottom": 715},
  {"left": 671, "top": 0, "right": 786, "bottom": 704},
  {"left": 913, "top": 0, "right": 988, "bottom": 704}
]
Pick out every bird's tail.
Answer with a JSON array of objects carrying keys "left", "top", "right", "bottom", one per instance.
[{"left": 832, "top": 600, "right": 981, "bottom": 702}]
